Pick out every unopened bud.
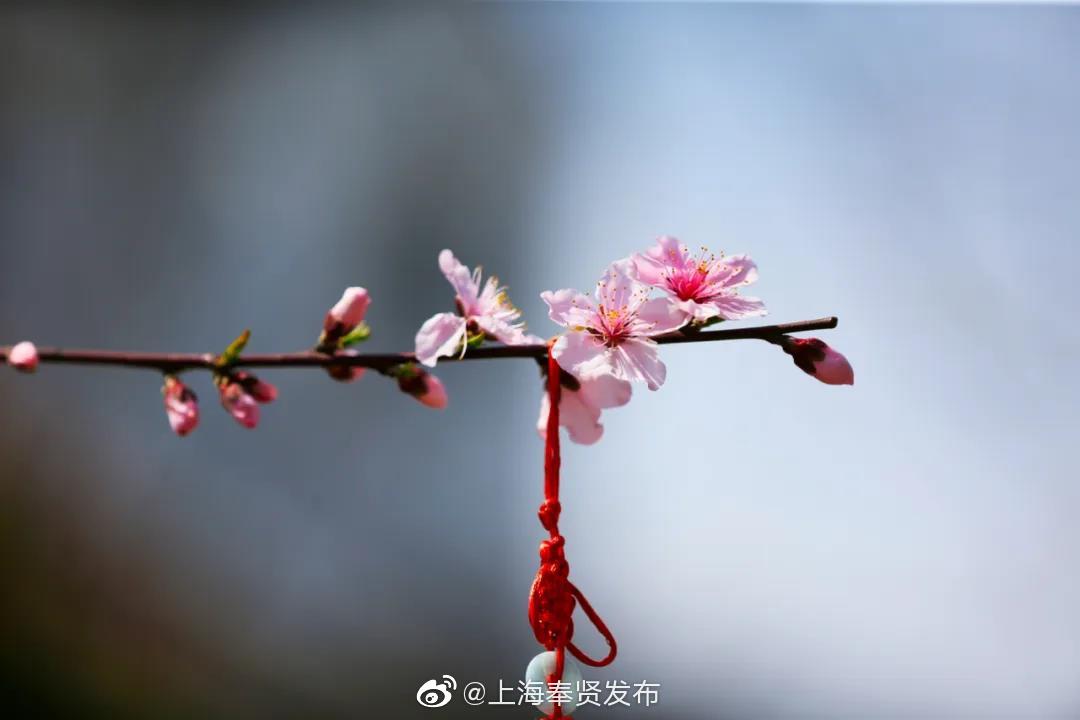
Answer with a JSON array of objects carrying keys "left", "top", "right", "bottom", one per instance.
[
  {"left": 219, "top": 381, "right": 260, "bottom": 428},
  {"left": 395, "top": 364, "right": 448, "bottom": 409},
  {"left": 323, "top": 287, "right": 370, "bottom": 338},
  {"left": 781, "top": 337, "right": 854, "bottom": 386},
  {"left": 233, "top": 370, "right": 278, "bottom": 403},
  {"left": 8, "top": 341, "right": 39, "bottom": 373},
  {"left": 325, "top": 349, "right": 365, "bottom": 383},
  {"left": 162, "top": 376, "right": 199, "bottom": 436}
]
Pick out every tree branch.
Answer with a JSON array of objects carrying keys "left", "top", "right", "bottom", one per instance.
[{"left": 0, "top": 316, "right": 838, "bottom": 374}]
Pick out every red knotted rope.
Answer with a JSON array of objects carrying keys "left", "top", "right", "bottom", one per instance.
[{"left": 527, "top": 342, "right": 617, "bottom": 718}]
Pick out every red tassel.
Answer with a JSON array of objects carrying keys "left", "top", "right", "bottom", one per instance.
[{"left": 527, "top": 342, "right": 617, "bottom": 718}]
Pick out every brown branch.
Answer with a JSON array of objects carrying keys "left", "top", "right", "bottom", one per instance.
[{"left": 0, "top": 316, "right": 838, "bottom": 374}]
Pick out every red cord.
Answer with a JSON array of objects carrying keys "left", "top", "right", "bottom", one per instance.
[{"left": 527, "top": 342, "right": 617, "bottom": 718}]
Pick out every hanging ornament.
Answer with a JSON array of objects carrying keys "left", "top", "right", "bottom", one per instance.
[{"left": 524, "top": 342, "right": 619, "bottom": 718}]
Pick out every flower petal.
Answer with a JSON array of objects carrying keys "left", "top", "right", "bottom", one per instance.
[
  {"left": 701, "top": 294, "right": 767, "bottom": 321},
  {"left": 577, "top": 372, "right": 633, "bottom": 411},
  {"left": 709, "top": 254, "right": 758, "bottom": 289},
  {"left": 593, "top": 259, "right": 649, "bottom": 313},
  {"left": 414, "top": 312, "right": 467, "bottom": 367},
  {"left": 609, "top": 338, "right": 666, "bottom": 390},
  {"left": 473, "top": 316, "right": 536, "bottom": 346},
  {"left": 536, "top": 389, "right": 605, "bottom": 445},
  {"left": 633, "top": 235, "right": 689, "bottom": 285},
  {"left": 541, "top": 289, "right": 593, "bottom": 328},
  {"left": 633, "top": 297, "right": 689, "bottom": 336},
  {"left": 438, "top": 249, "right": 479, "bottom": 311},
  {"left": 552, "top": 331, "right": 609, "bottom": 380}
]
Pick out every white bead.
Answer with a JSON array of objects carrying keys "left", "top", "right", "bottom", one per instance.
[{"left": 525, "top": 650, "right": 584, "bottom": 716}]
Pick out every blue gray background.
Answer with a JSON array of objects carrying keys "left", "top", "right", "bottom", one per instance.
[{"left": 1, "top": 3, "right": 1078, "bottom": 718}]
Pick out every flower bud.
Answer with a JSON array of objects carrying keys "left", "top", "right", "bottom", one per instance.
[
  {"left": 8, "top": 341, "right": 39, "bottom": 373},
  {"left": 162, "top": 376, "right": 199, "bottom": 437},
  {"left": 324, "top": 287, "right": 370, "bottom": 336},
  {"left": 325, "top": 349, "right": 365, "bottom": 383},
  {"left": 219, "top": 381, "right": 260, "bottom": 428},
  {"left": 233, "top": 370, "right": 278, "bottom": 403},
  {"left": 781, "top": 337, "right": 854, "bottom": 386},
  {"left": 415, "top": 373, "right": 448, "bottom": 409},
  {"left": 395, "top": 364, "right": 448, "bottom": 409}
]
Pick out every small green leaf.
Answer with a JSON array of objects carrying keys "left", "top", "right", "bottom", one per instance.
[
  {"left": 338, "top": 323, "right": 371, "bottom": 347},
  {"left": 217, "top": 329, "right": 251, "bottom": 367}
]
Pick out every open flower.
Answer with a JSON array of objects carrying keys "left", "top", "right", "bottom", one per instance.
[
  {"left": 7, "top": 341, "right": 39, "bottom": 372},
  {"left": 542, "top": 261, "right": 687, "bottom": 390},
  {"left": 415, "top": 250, "right": 540, "bottom": 367},
  {"left": 537, "top": 371, "right": 632, "bottom": 445},
  {"left": 779, "top": 337, "right": 854, "bottom": 385},
  {"left": 162, "top": 376, "right": 199, "bottom": 436},
  {"left": 632, "top": 236, "right": 765, "bottom": 322}
]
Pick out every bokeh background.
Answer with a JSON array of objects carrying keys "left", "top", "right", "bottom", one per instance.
[{"left": 2, "top": 3, "right": 1079, "bottom": 718}]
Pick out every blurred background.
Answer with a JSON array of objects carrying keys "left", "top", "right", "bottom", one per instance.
[{"left": 2, "top": 2, "right": 1079, "bottom": 718}]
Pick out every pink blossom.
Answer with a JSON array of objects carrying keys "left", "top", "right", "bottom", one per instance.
[
  {"left": 781, "top": 337, "right": 854, "bottom": 386},
  {"left": 395, "top": 365, "right": 448, "bottom": 409},
  {"left": 8, "top": 341, "right": 38, "bottom": 372},
  {"left": 415, "top": 250, "right": 540, "bottom": 367},
  {"left": 537, "top": 371, "right": 632, "bottom": 445},
  {"left": 324, "top": 287, "right": 370, "bottom": 336},
  {"left": 541, "top": 261, "right": 688, "bottom": 391},
  {"left": 219, "top": 382, "right": 260, "bottom": 428},
  {"left": 632, "top": 236, "right": 766, "bottom": 322},
  {"left": 162, "top": 376, "right": 199, "bottom": 436}
]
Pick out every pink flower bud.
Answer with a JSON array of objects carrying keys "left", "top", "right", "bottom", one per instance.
[
  {"left": 324, "top": 287, "right": 370, "bottom": 335},
  {"left": 782, "top": 337, "right": 854, "bottom": 386},
  {"left": 396, "top": 365, "right": 448, "bottom": 409},
  {"left": 219, "top": 381, "right": 260, "bottom": 428},
  {"left": 416, "top": 373, "right": 448, "bottom": 409},
  {"left": 8, "top": 341, "right": 39, "bottom": 372},
  {"left": 162, "top": 376, "right": 199, "bottom": 437},
  {"left": 325, "top": 349, "right": 366, "bottom": 382},
  {"left": 233, "top": 370, "right": 278, "bottom": 403}
]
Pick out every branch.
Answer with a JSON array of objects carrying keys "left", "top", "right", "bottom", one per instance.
[{"left": 0, "top": 317, "right": 838, "bottom": 374}]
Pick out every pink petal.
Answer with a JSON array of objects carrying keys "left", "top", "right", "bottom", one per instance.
[
  {"left": 551, "top": 331, "right": 608, "bottom": 380},
  {"left": 712, "top": 254, "right": 758, "bottom": 288},
  {"left": 702, "top": 294, "right": 767, "bottom": 321},
  {"left": 633, "top": 235, "right": 688, "bottom": 284},
  {"left": 438, "top": 249, "right": 479, "bottom": 311},
  {"left": 536, "top": 389, "right": 605, "bottom": 445},
  {"left": 414, "top": 312, "right": 467, "bottom": 367},
  {"left": 633, "top": 297, "right": 689, "bottom": 336},
  {"left": 8, "top": 341, "right": 38, "bottom": 372},
  {"left": 577, "top": 372, "right": 633, "bottom": 411},
  {"left": 609, "top": 338, "right": 666, "bottom": 390},
  {"left": 475, "top": 316, "right": 537, "bottom": 346},
  {"left": 593, "top": 260, "right": 648, "bottom": 312},
  {"left": 541, "top": 289, "right": 593, "bottom": 328}
]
